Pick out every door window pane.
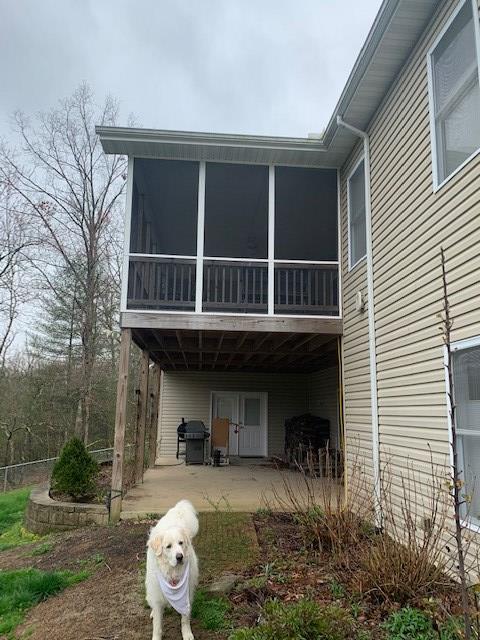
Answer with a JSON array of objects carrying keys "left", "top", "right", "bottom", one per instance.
[
  {"left": 217, "top": 398, "right": 234, "bottom": 421},
  {"left": 244, "top": 398, "right": 261, "bottom": 425},
  {"left": 274, "top": 167, "right": 337, "bottom": 261},
  {"left": 453, "top": 344, "right": 480, "bottom": 523},
  {"left": 459, "top": 434, "right": 480, "bottom": 521},
  {"left": 454, "top": 346, "right": 480, "bottom": 430},
  {"left": 130, "top": 158, "right": 198, "bottom": 255},
  {"left": 204, "top": 163, "right": 268, "bottom": 258}
]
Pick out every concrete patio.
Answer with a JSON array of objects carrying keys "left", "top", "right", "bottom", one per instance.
[{"left": 121, "top": 458, "right": 337, "bottom": 519}]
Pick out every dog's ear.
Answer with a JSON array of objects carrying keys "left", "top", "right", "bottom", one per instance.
[
  {"left": 181, "top": 528, "right": 191, "bottom": 549},
  {"left": 148, "top": 534, "right": 163, "bottom": 555}
]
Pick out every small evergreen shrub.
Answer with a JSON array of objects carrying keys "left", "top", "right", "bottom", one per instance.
[
  {"left": 51, "top": 438, "right": 98, "bottom": 500},
  {"left": 229, "top": 599, "right": 357, "bottom": 640}
]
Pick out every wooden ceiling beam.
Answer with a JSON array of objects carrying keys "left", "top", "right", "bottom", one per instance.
[
  {"left": 212, "top": 332, "right": 224, "bottom": 369},
  {"left": 175, "top": 330, "right": 189, "bottom": 369},
  {"left": 198, "top": 331, "right": 202, "bottom": 370},
  {"left": 236, "top": 332, "right": 249, "bottom": 349},
  {"left": 153, "top": 333, "right": 176, "bottom": 370}
]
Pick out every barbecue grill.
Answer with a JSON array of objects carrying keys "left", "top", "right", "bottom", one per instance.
[{"left": 176, "top": 419, "right": 210, "bottom": 464}]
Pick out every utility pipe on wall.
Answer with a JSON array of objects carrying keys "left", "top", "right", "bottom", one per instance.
[{"left": 336, "top": 115, "right": 381, "bottom": 527}]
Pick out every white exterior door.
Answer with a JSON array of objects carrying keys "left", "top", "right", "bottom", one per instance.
[
  {"left": 212, "top": 391, "right": 267, "bottom": 457},
  {"left": 238, "top": 393, "right": 267, "bottom": 457},
  {"left": 212, "top": 392, "right": 239, "bottom": 455}
]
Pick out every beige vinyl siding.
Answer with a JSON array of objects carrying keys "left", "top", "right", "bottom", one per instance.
[
  {"left": 307, "top": 366, "right": 340, "bottom": 449},
  {"left": 157, "top": 371, "right": 308, "bottom": 458},
  {"left": 342, "top": 0, "right": 480, "bottom": 506},
  {"left": 340, "top": 147, "right": 374, "bottom": 480}
]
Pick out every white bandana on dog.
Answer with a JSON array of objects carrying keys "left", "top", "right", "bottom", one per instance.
[{"left": 156, "top": 562, "right": 191, "bottom": 616}]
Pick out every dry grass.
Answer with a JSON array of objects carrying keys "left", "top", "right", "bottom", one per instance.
[
  {"left": 355, "top": 459, "right": 454, "bottom": 605},
  {"left": 272, "top": 446, "right": 460, "bottom": 608},
  {"left": 272, "top": 446, "right": 374, "bottom": 555}
]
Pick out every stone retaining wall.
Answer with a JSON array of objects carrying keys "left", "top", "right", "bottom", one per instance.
[{"left": 25, "top": 486, "right": 109, "bottom": 534}]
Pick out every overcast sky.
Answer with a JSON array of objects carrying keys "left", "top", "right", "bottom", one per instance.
[{"left": 0, "top": 0, "right": 383, "bottom": 140}]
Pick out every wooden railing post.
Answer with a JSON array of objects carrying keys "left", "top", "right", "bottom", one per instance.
[
  {"left": 148, "top": 364, "right": 162, "bottom": 468},
  {"left": 110, "top": 328, "right": 131, "bottom": 524},
  {"left": 134, "top": 350, "right": 150, "bottom": 484}
]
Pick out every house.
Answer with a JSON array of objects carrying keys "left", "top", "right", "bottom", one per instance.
[{"left": 98, "top": 0, "right": 480, "bottom": 524}]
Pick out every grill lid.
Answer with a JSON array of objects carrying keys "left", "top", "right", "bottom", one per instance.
[{"left": 177, "top": 419, "right": 208, "bottom": 435}]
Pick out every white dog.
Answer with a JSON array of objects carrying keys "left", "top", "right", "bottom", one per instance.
[{"left": 145, "top": 500, "right": 199, "bottom": 640}]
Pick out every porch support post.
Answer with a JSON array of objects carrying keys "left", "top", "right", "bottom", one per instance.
[
  {"left": 268, "top": 165, "right": 275, "bottom": 316},
  {"left": 134, "top": 349, "right": 150, "bottom": 484},
  {"left": 110, "top": 328, "right": 131, "bottom": 524},
  {"left": 148, "top": 364, "right": 162, "bottom": 468}
]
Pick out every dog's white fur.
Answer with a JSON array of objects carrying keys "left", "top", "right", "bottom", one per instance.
[{"left": 146, "top": 500, "right": 199, "bottom": 640}]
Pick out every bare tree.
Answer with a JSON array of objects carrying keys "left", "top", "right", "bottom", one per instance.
[
  {"left": 0, "top": 178, "right": 35, "bottom": 366},
  {"left": 441, "top": 247, "right": 472, "bottom": 638},
  {"left": 0, "top": 83, "right": 127, "bottom": 443}
]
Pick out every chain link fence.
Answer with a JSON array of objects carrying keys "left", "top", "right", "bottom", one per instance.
[{"left": 0, "top": 447, "right": 115, "bottom": 492}]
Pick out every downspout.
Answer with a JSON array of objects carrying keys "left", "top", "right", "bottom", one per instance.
[{"left": 336, "top": 115, "right": 381, "bottom": 528}]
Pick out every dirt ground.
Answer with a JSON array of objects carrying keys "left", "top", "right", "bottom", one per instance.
[
  {"left": 1, "top": 511, "right": 463, "bottom": 639},
  {"left": 1, "top": 515, "right": 255, "bottom": 640}
]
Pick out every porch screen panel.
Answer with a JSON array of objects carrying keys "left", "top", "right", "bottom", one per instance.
[
  {"left": 130, "top": 158, "right": 198, "bottom": 255},
  {"left": 274, "top": 167, "right": 337, "bottom": 261},
  {"left": 204, "top": 163, "right": 268, "bottom": 259}
]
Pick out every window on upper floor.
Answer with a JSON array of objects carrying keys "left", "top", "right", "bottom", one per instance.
[
  {"left": 428, "top": 0, "right": 480, "bottom": 188},
  {"left": 452, "top": 341, "right": 480, "bottom": 525},
  {"left": 347, "top": 159, "right": 366, "bottom": 269}
]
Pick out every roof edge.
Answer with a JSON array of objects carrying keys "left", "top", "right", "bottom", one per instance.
[
  {"left": 95, "top": 126, "right": 328, "bottom": 153},
  {"left": 323, "top": 0, "right": 400, "bottom": 144}
]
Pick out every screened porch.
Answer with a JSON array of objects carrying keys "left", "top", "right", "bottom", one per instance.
[{"left": 125, "top": 159, "right": 339, "bottom": 317}]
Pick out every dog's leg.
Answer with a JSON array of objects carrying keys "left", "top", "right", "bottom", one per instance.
[
  {"left": 151, "top": 603, "right": 163, "bottom": 640},
  {"left": 181, "top": 614, "right": 194, "bottom": 640}
]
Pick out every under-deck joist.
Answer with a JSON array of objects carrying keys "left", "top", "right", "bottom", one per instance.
[{"left": 131, "top": 327, "right": 338, "bottom": 373}]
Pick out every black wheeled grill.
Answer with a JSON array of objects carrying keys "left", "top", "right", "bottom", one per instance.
[{"left": 176, "top": 419, "right": 210, "bottom": 464}]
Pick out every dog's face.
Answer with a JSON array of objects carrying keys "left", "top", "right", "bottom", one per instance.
[{"left": 149, "top": 526, "right": 190, "bottom": 568}]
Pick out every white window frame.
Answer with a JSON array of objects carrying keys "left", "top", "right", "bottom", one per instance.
[
  {"left": 445, "top": 335, "right": 480, "bottom": 532},
  {"left": 347, "top": 155, "right": 367, "bottom": 271},
  {"left": 427, "top": 0, "right": 480, "bottom": 192}
]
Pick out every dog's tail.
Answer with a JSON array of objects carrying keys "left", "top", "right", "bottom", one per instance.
[{"left": 174, "top": 499, "right": 199, "bottom": 538}]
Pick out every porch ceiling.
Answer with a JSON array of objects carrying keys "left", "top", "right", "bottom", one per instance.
[{"left": 133, "top": 328, "right": 338, "bottom": 373}]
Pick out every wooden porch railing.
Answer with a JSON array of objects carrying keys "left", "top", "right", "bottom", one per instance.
[
  {"left": 127, "top": 257, "right": 196, "bottom": 311},
  {"left": 274, "top": 263, "right": 338, "bottom": 316},
  {"left": 202, "top": 260, "right": 268, "bottom": 313},
  {"left": 127, "top": 257, "right": 339, "bottom": 316}
]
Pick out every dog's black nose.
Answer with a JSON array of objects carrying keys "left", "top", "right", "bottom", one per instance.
[{"left": 176, "top": 553, "right": 184, "bottom": 563}]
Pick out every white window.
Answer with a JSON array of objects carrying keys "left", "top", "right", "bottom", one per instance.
[
  {"left": 347, "top": 158, "right": 367, "bottom": 269},
  {"left": 451, "top": 340, "right": 480, "bottom": 525},
  {"left": 428, "top": 0, "right": 480, "bottom": 188}
]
